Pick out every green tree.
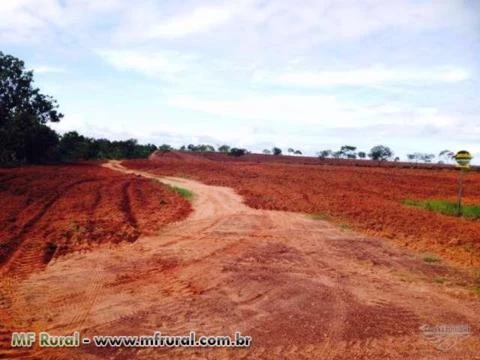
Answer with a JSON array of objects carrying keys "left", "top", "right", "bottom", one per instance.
[
  {"left": 229, "top": 148, "right": 247, "bottom": 157},
  {"left": 218, "top": 144, "right": 231, "bottom": 153},
  {"left": 339, "top": 145, "right": 357, "bottom": 159},
  {"left": 368, "top": 145, "right": 393, "bottom": 161},
  {"left": 439, "top": 150, "right": 454, "bottom": 163},
  {"left": 158, "top": 144, "right": 173, "bottom": 152},
  {"left": 58, "top": 131, "right": 91, "bottom": 161},
  {"left": 186, "top": 144, "right": 215, "bottom": 152},
  {"left": 0, "top": 52, "right": 63, "bottom": 164},
  {"left": 421, "top": 153, "right": 435, "bottom": 163},
  {"left": 272, "top": 147, "right": 282, "bottom": 156},
  {"left": 318, "top": 150, "right": 332, "bottom": 159},
  {"left": 332, "top": 151, "right": 342, "bottom": 159}
]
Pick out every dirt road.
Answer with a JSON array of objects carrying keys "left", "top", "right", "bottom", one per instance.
[{"left": 1, "top": 161, "right": 479, "bottom": 359}]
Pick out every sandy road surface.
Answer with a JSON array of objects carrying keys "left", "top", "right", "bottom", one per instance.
[{"left": 1, "top": 160, "right": 479, "bottom": 359}]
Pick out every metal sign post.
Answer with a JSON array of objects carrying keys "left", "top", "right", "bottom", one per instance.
[{"left": 454, "top": 151, "right": 473, "bottom": 216}]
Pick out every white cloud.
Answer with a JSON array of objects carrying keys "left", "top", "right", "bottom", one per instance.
[
  {"left": 146, "top": 5, "right": 235, "bottom": 38},
  {"left": 166, "top": 94, "right": 459, "bottom": 129},
  {"left": 97, "top": 49, "right": 194, "bottom": 79},
  {"left": 2, "top": 0, "right": 474, "bottom": 47},
  {"left": 266, "top": 66, "right": 469, "bottom": 87},
  {"left": 31, "top": 65, "right": 67, "bottom": 74},
  {"left": 2, "top": 0, "right": 478, "bottom": 162},
  {"left": 0, "top": 0, "right": 124, "bottom": 43}
]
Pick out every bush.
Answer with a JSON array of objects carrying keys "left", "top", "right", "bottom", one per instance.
[{"left": 229, "top": 148, "right": 247, "bottom": 157}]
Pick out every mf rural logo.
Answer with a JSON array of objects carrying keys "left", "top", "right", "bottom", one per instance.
[{"left": 419, "top": 324, "right": 471, "bottom": 351}]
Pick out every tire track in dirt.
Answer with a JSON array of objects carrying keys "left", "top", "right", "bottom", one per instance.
[
  {"left": 1, "top": 161, "right": 480, "bottom": 359},
  {"left": 120, "top": 181, "right": 138, "bottom": 234},
  {"left": 0, "top": 178, "right": 97, "bottom": 273}
]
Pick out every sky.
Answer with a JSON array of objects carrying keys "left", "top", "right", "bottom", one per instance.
[{"left": 1, "top": 0, "right": 479, "bottom": 162}]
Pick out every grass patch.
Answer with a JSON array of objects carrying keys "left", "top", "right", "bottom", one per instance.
[
  {"left": 169, "top": 185, "right": 194, "bottom": 201},
  {"left": 423, "top": 253, "right": 441, "bottom": 263},
  {"left": 70, "top": 222, "right": 87, "bottom": 234},
  {"left": 403, "top": 199, "right": 480, "bottom": 220},
  {"left": 149, "top": 178, "right": 194, "bottom": 201},
  {"left": 434, "top": 276, "right": 447, "bottom": 284},
  {"left": 339, "top": 223, "right": 351, "bottom": 231},
  {"left": 310, "top": 213, "right": 331, "bottom": 221}
]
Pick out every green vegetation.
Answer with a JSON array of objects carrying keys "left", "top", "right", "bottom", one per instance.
[
  {"left": 57, "top": 132, "right": 157, "bottom": 162},
  {"left": 0, "top": 52, "right": 157, "bottom": 166},
  {"left": 272, "top": 147, "right": 282, "bottom": 156},
  {"left": 423, "top": 253, "right": 441, "bottom": 263},
  {"left": 1, "top": 51, "right": 62, "bottom": 164},
  {"left": 218, "top": 145, "right": 231, "bottom": 153},
  {"left": 287, "top": 148, "right": 302, "bottom": 155},
  {"left": 403, "top": 199, "right": 480, "bottom": 220},
  {"left": 229, "top": 148, "right": 247, "bottom": 157},
  {"left": 368, "top": 145, "right": 393, "bottom": 161},
  {"left": 170, "top": 186, "right": 194, "bottom": 201},
  {"left": 316, "top": 145, "right": 392, "bottom": 161},
  {"left": 310, "top": 213, "right": 331, "bottom": 221},
  {"left": 70, "top": 222, "right": 87, "bottom": 234},
  {"left": 179, "top": 144, "right": 216, "bottom": 152},
  {"left": 339, "top": 223, "right": 351, "bottom": 231}
]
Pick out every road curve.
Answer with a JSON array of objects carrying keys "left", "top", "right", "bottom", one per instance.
[{"left": 1, "top": 160, "right": 479, "bottom": 359}]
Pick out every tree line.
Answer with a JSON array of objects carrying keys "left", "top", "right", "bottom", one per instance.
[
  {"left": 0, "top": 51, "right": 157, "bottom": 165},
  {"left": 0, "top": 51, "right": 460, "bottom": 166}
]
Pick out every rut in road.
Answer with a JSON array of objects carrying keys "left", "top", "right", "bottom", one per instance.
[{"left": 1, "top": 160, "right": 479, "bottom": 359}]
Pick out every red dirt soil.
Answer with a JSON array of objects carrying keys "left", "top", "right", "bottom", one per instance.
[
  {"left": 0, "top": 163, "right": 191, "bottom": 277},
  {"left": 124, "top": 152, "right": 480, "bottom": 267},
  {"left": 1, "top": 160, "right": 479, "bottom": 359}
]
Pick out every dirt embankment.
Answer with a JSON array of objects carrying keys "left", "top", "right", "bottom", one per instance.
[{"left": 0, "top": 163, "right": 191, "bottom": 277}]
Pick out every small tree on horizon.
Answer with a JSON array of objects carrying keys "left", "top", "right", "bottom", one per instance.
[
  {"left": 218, "top": 144, "right": 231, "bottom": 153},
  {"left": 368, "top": 145, "right": 393, "bottom": 161},
  {"left": 407, "top": 153, "right": 436, "bottom": 163},
  {"left": 158, "top": 144, "right": 173, "bottom": 152},
  {"left": 339, "top": 145, "right": 357, "bottom": 159},
  {"left": 439, "top": 149, "right": 454, "bottom": 163},
  {"left": 272, "top": 147, "right": 282, "bottom": 156},
  {"left": 318, "top": 150, "right": 333, "bottom": 159},
  {"left": 229, "top": 148, "right": 247, "bottom": 157}
]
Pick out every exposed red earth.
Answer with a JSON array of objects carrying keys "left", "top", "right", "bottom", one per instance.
[
  {"left": 123, "top": 151, "right": 480, "bottom": 268},
  {"left": 0, "top": 157, "right": 479, "bottom": 359},
  {"left": 0, "top": 163, "right": 192, "bottom": 276}
]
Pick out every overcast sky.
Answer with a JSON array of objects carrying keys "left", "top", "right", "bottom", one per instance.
[{"left": 1, "top": 0, "right": 479, "bottom": 162}]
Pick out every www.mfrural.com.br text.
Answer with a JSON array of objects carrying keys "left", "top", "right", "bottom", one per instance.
[{"left": 11, "top": 331, "right": 252, "bottom": 348}]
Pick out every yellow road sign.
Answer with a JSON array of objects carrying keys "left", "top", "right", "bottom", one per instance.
[{"left": 454, "top": 150, "right": 472, "bottom": 169}]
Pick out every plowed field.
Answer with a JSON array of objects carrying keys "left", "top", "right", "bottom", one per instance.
[
  {"left": 0, "top": 163, "right": 192, "bottom": 277},
  {"left": 123, "top": 152, "right": 480, "bottom": 266},
  {"left": 2, "top": 158, "right": 480, "bottom": 360}
]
